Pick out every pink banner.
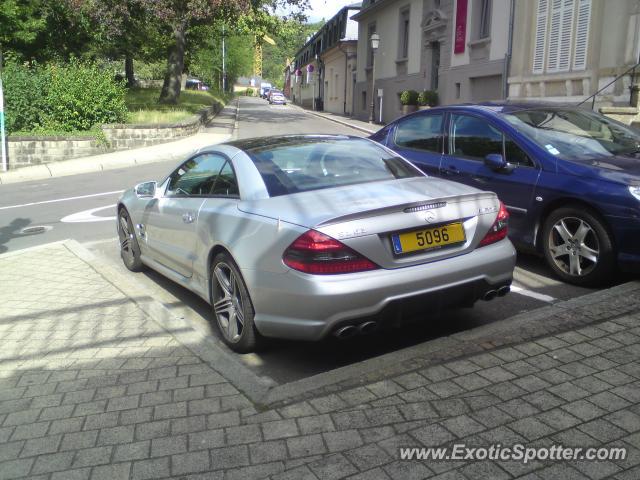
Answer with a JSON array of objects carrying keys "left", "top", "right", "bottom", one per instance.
[{"left": 454, "top": 0, "right": 468, "bottom": 54}]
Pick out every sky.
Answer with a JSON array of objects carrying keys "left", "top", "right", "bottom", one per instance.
[{"left": 279, "top": 0, "right": 358, "bottom": 23}]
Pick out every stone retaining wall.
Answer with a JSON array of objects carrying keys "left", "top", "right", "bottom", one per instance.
[{"left": 5, "top": 102, "right": 223, "bottom": 170}]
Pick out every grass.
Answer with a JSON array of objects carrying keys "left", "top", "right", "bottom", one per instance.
[
  {"left": 126, "top": 109, "right": 195, "bottom": 124},
  {"left": 125, "top": 87, "right": 227, "bottom": 124}
]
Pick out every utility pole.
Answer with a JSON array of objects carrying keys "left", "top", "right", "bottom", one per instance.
[
  {"left": 222, "top": 24, "right": 226, "bottom": 92},
  {"left": 0, "top": 49, "right": 7, "bottom": 172}
]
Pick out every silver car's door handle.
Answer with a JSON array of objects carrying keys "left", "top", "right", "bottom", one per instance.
[{"left": 182, "top": 212, "right": 195, "bottom": 224}]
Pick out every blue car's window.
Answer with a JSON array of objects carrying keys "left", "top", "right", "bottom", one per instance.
[
  {"left": 450, "top": 114, "right": 503, "bottom": 160},
  {"left": 505, "top": 137, "right": 534, "bottom": 167},
  {"left": 249, "top": 138, "right": 423, "bottom": 197},
  {"left": 504, "top": 109, "right": 640, "bottom": 160},
  {"left": 394, "top": 114, "right": 443, "bottom": 153}
]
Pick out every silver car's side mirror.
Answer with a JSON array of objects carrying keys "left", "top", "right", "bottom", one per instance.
[{"left": 135, "top": 181, "right": 157, "bottom": 198}]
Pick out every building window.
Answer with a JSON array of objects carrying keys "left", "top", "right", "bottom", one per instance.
[
  {"left": 367, "top": 23, "right": 377, "bottom": 67},
  {"left": 455, "top": 83, "right": 461, "bottom": 99},
  {"left": 533, "top": 0, "right": 591, "bottom": 74},
  {"left": 362, "top": 91, "right": 367, "bottom": 110},
  {"left": 477, "top": 0, "right": 491, "bottom": 39},
  {"left": 399, "top": 8, "right": 410, "bottom": 59}
]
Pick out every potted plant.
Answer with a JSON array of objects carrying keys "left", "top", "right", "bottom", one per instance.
[
  {"left": 418, "top": 90, "right": 439, "bottom": 110},
  {"left": 400, "top": 90, "right": 419, "bottom": 115}
]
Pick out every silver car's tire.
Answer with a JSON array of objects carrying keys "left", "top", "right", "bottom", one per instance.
[
  {"left": 118, "top": 208, "right": 145, "bottom": 272},
  {"left": 211, "top": 253, "right": 261, "bottom": 353},
  {"left": 542, "top": 206, "right": 615, "bottom": 287}
]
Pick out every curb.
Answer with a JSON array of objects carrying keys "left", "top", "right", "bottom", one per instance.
[
  {"left": 62, "top": 239, "right": 275, "bottom": 405},
  {"left": 45, "top": 238, "right": 640, "bottom": 408},
  {"left": 294, "top": 105, "right": 379, "bottom": 135}
]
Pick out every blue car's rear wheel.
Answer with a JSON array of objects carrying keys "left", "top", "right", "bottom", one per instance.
[{"left": 542, "top": 206, "right": 615, "bottom": 286}]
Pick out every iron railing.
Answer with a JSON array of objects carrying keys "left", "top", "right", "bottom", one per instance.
[{"left": 577, "top": 59, "right": 640, "bottom": 110}]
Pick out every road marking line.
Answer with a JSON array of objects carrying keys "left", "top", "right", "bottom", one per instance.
[
  {"left": 61, "top": 205, "right": 117, "bottom": 223},
  {"left": 0, "top": 190, "right": 124, "bottom": 211},
  {"left": 511, "top": 284, "right": 557, "bottom": 303}
]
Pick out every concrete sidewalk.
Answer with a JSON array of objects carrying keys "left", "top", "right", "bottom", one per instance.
[
  {"left": 295, "top": 107, "right": 381, "bottom": 135},
  {"left": 0, "top": 101, "right": 238, "bottom": 185},
  {"left": 0, "top": 242, "right": 639, "bottom": 479}
]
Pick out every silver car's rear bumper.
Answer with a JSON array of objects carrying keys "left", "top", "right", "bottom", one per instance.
[{"left": 242, "top": 239, "right": 516, "bottom": 341}]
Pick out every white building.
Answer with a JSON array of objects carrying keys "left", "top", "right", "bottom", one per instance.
[{"left": 351, "top": 0, "right": 512, "bottom": 123}]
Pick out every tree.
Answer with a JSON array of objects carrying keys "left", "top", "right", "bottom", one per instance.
[
  {"left": 0, "top": 0, "right": 93, "bottom": 62},
  {"left": 69, "top": 0, "right": 164, "bottom": 87},
  {"left": 0, "top": 0, "right": 46, "bottom": 54},
  {"left": 142, "top": 0, "right": 308, "bottom": 104},
  {"left": 261, "top": 18, "right": 323, "bottom": 87}
]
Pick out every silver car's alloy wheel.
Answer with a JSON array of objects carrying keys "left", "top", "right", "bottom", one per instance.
[
  {"left": 548, "top": 216, "right": 599, "bottom": 277},
  {"left": 118, "top": 209, "right": 144, "bottom": 272},
  {"left": 213, "top": 263, "right": 245, "bottom": 343},
  {"left": 118, "top": 214, "right": 135, "bottom": 263}
]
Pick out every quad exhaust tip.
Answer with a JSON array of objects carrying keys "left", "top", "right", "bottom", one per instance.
[
  {"left": 483, "top": 285, "right": 511, "bottom": 301},
  {"left": 358, "top": 321, "right": 378, "bottom": 335},
  {"left": 334, "top": 325, "right": 358, "bottom": 339},
  {"left": 497, "top": 285, "right": 511, "bottom": 297},
  {"left": 334, "top": 321, "right": 378, "bottom": 339},
  {"left": 483, "top": 290, "right": 498, "bottom": 301}
]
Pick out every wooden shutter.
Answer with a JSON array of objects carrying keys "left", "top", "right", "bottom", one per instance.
[
  {"left": 547, "top": 0, "right": 574, "bottom": 72},
  {"left": 573, "top": 0, "right": 591, "bottom": 70},
  {"left": 558, "top": 0, "right": 575, "bottom": 71},
  {"left": 547, "top": 0, "right": 562, "bottom": 71},
  {"left": 533, "top": 0, "right": 549, "bottom": 73}
]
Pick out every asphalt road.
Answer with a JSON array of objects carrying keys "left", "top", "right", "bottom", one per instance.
[{"left": 0, "top": 96, "right": 611, "bottom": 385}]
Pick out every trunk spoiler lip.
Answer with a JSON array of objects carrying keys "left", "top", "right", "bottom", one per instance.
[{"left": 315, "top": 191, "right": 498, "bottom": 228}]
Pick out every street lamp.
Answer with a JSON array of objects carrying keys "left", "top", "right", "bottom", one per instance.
[{"left": 368, "top": 33, "right": 380, "bottom": 124}]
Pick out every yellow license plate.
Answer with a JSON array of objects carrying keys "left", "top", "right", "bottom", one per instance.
[{"left": 392, "top": 222, "right": 466, "bottom": 254}]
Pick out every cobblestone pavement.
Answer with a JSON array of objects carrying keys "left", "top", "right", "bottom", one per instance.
[{"left": 0, "top": 243, "right": 639, "bottom": 480}]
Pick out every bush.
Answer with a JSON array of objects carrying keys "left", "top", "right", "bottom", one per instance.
[
  {"left": 43, "top": 59, "right": 128, "bottom": 131},
  {"left": 400, "top": 90, "right": 419, "bottom": 106},
  {"left": 1, "top": 61, "right": 50, "bottom": 133},
  {"left": 245, "top": 88, "right": 254, "bottom": 96},
  {"left": 1, "top": 58, "right": 128, "bottom": 134},
  {"left": 418, "top": 90, "right": 439, "bottom": 107}
]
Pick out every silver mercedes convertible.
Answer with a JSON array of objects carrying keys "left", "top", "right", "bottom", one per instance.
[{"left": 117, "top": 135, "right": 516, "bottom": 352}]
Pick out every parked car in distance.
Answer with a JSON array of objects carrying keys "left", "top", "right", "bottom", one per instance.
[
  {"left": 261, "top": 87, "right": 273, "bottom": 99},
  {"left": 372, "top": 103, "right": 640, "bottom": 286},
  {"left": 269, "top": 91, "right": 286, "bottom": 105},
  {"left": 117, "top": 135, "right": 516, "bottom": 352},
  {"left": 259, "top": 83, "right": 272, "bottom": 97},
  {"left": 266, "top": 89, "right": 282, "bottom": 102}
]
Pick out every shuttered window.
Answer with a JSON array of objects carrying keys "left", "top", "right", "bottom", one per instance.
[
  {"left": 573, "top": 0, "right": 591, "bottom": 70},
  {"left": 533, "top": 0, "right": 548, "bottom": 73},
  {"left": 546, "top": 0, "right": 574, "bottom": 72}
]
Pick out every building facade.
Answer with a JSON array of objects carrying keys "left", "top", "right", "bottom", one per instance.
[
  {"left": 290, "top": 3, "right": 361, "bottom": 112},
  {"left": 508, "top": 0, "right": 640, "bottom": 108},
  {"left": 351, "top": 0, "right": 511, "bottom": 123}
]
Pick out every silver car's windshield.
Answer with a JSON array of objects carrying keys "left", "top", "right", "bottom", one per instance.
[
  {"left": 504, "top": 108, "right": 640, "bottom": 160},
  {"left": 248, "top": 138, "right": 423, "bottom": 197}
]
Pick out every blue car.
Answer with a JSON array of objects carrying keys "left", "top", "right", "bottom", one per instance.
[{"left": 372, "top": 103, "right": 640, "bottom": 286}]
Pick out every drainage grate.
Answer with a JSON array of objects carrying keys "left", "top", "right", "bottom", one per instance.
[{"left": 19, "top": 226, "right": 52, "bottom": 235}]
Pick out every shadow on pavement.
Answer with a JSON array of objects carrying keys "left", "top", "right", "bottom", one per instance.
[{"left": 0, "top": 218, "right": 32, "bottom": 254}]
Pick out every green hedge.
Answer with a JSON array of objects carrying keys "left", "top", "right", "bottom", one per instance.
[{"left": 1, "top": 59, "right": 128, "bottom": 134}]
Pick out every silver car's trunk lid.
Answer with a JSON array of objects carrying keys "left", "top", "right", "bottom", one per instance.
[{"left": 238, "top": 177, "right": 502, "bottom": 269}]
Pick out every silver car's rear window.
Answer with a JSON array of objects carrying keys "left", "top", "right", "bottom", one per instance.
[{"left": 247, "top": 138, "right": 422, "bottom": 197}]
